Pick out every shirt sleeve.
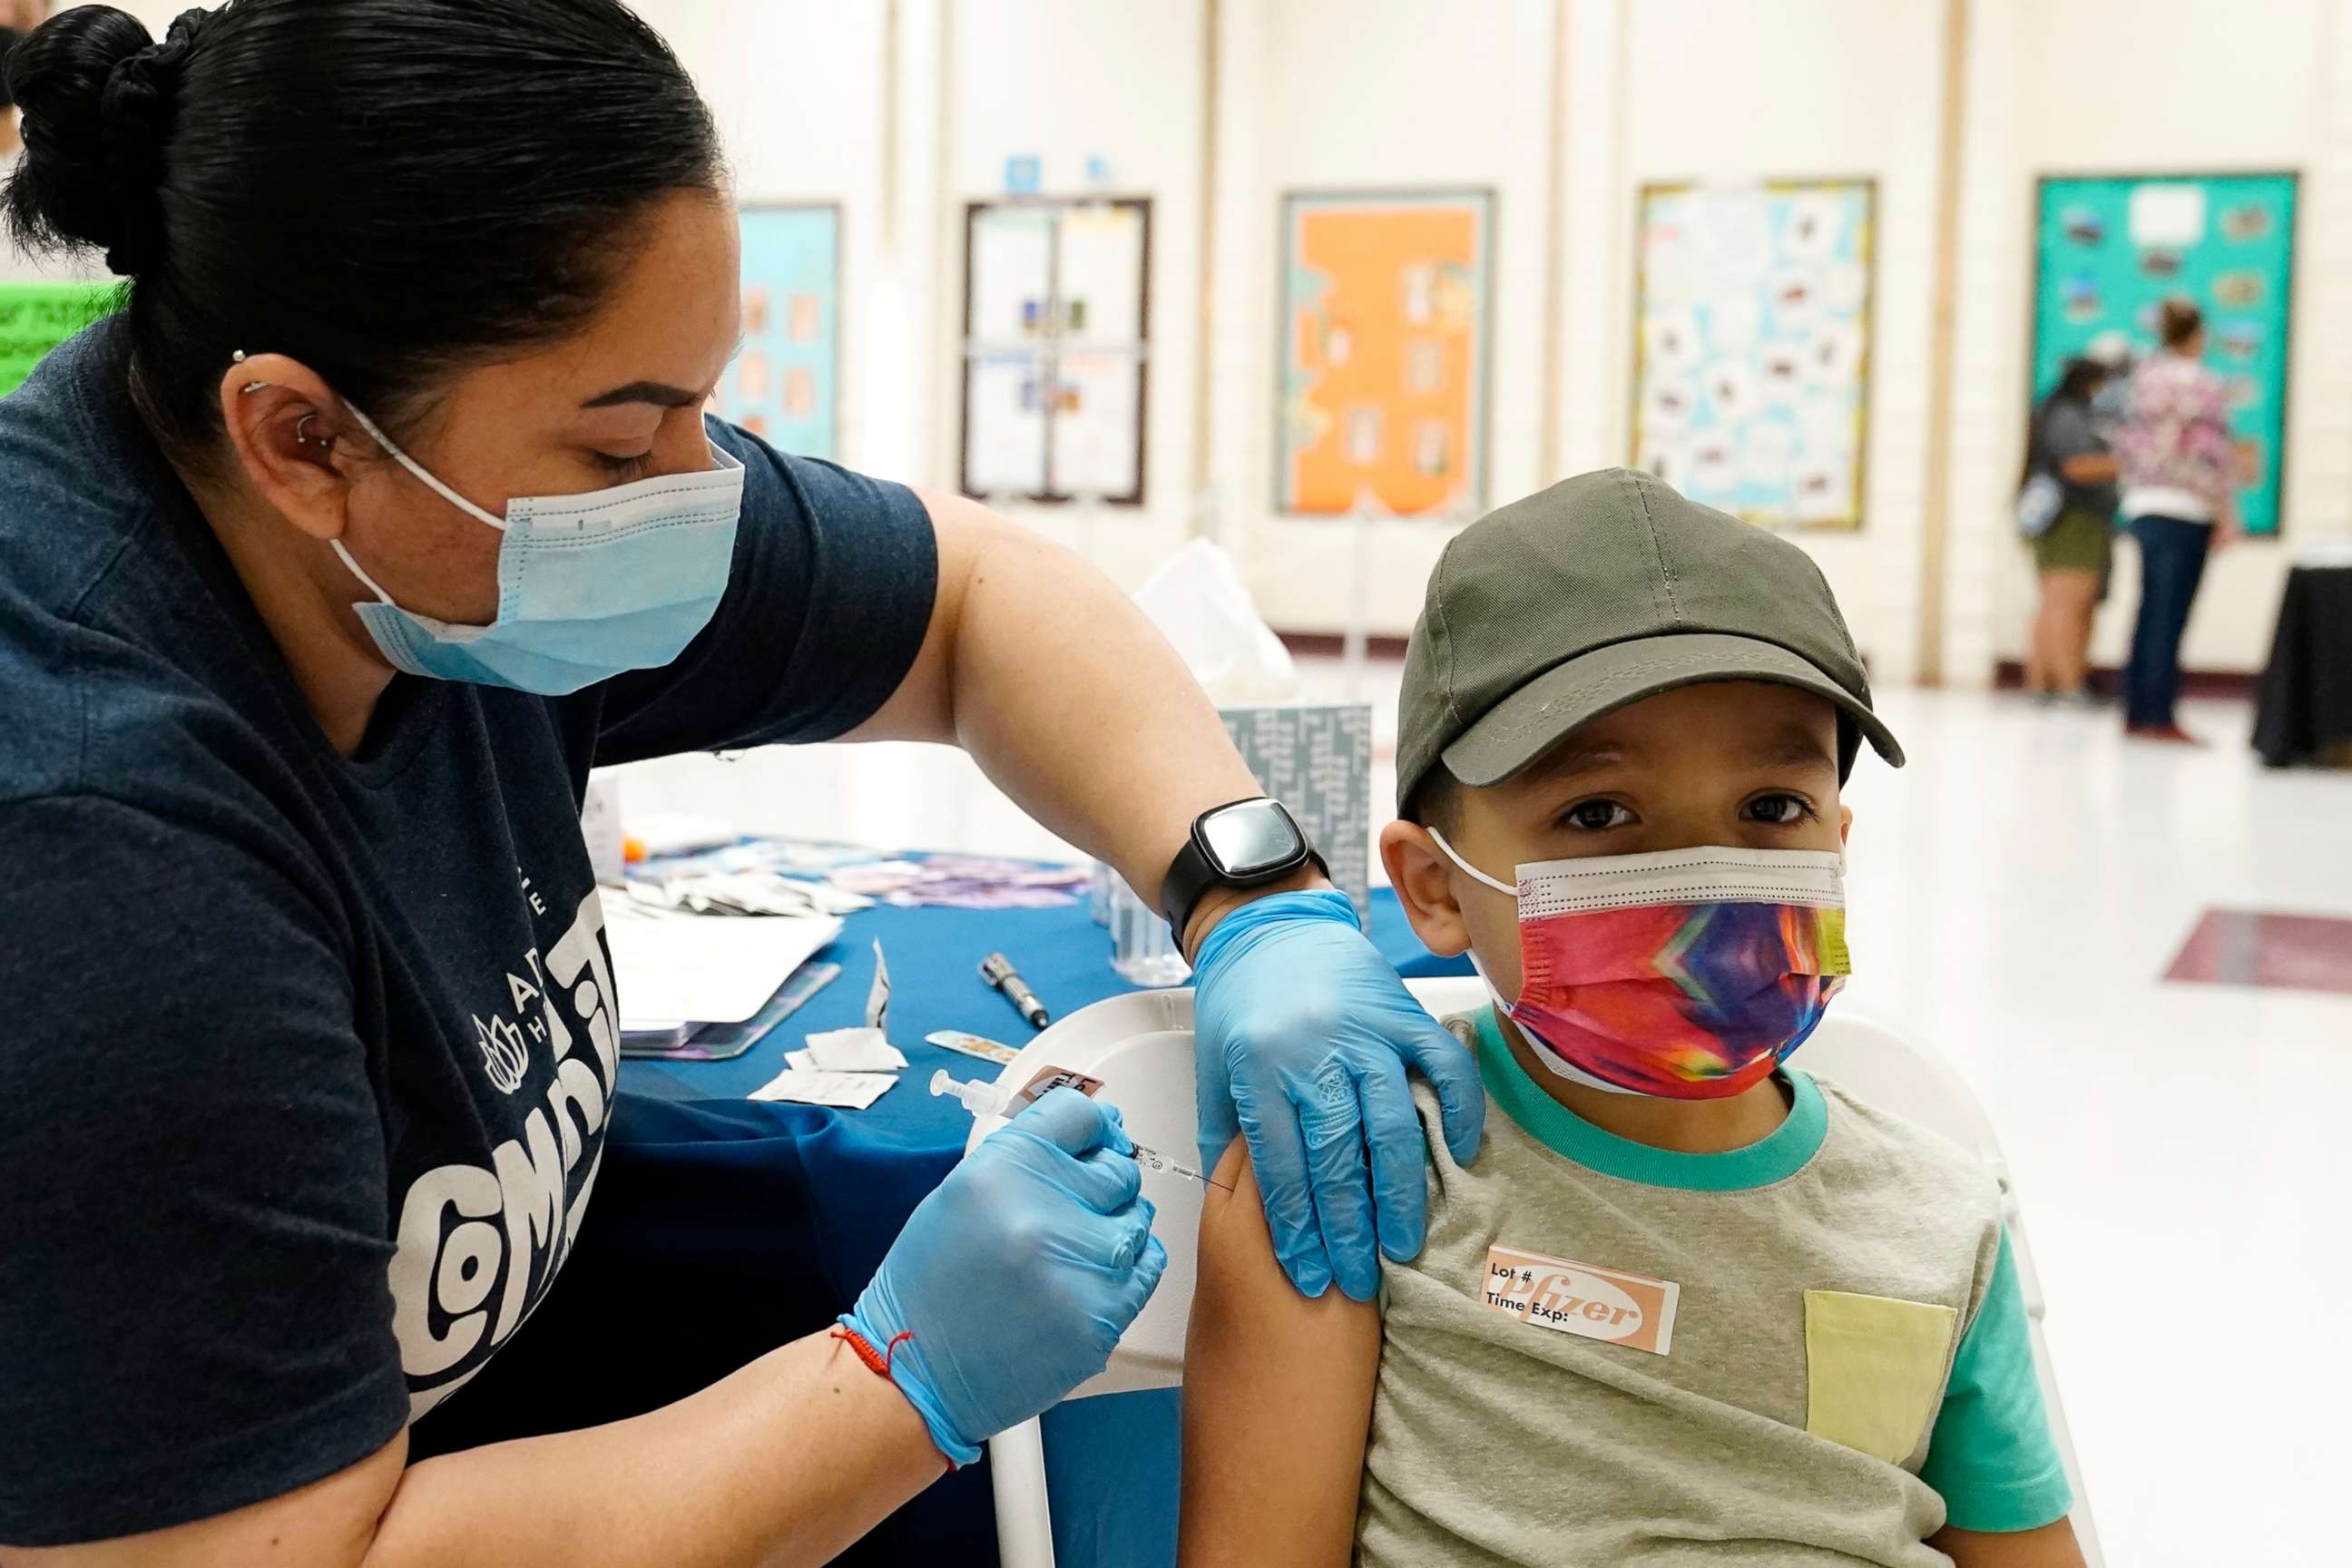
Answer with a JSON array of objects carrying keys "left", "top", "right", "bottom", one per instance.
[
  {"left": 582, "top": 422, "right": 941, "bottom": 767},
  {"left": 0, "top": 795, "right": 407, "bottom": 1546},
  {"left": 1919, "top": 1226, "right": 2074, "bottom": 1534},
  {"left": 2038, "top": 402, "right": 2099, "bottom": 465}
]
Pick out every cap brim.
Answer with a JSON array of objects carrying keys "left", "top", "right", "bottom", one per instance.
[{"left": 1439, "top": 632, "right": 1906, "bottom": 788}]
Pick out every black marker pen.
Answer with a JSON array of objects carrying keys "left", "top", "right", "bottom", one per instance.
[{"left": 978, "top": 951, "right": 1051, "bottom": 1030}]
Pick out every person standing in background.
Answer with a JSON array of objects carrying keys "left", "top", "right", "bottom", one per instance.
[
  {"left": 0, "top": 21, "right": 24, "bottom": 163},
  {"left": 2113, "top": 299, "right": 2240, "bottom": 744},
  {"left": 0, "top": 2, "right": 51, "bottom": 145},
  {"left": 0, "top": 4, "right": 54, "bottom": 278},
  {"left": 2020, "top": 340, "right": 2125, "bottom": 706}
]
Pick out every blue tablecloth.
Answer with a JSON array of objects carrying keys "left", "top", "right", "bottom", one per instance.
[
  {"left": 621, "top": 884, "right": 1465, "bottom": 1112},
  {"left": 409, "top": 885, "right": 1464, "bottom": 1566}
]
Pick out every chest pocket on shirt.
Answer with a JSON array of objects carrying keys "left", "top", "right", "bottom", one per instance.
[{"left": 1803, "top": 1290, "right": 1957, "bottom": 1465}]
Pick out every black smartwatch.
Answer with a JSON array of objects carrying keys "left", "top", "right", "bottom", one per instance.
[{"left": 1159, "top": 798, "right": 1326, "bottom": 938}]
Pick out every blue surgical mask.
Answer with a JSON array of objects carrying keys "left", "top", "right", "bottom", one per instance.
[{"left": 330, "top": 405, "right": 746, "bottom": 695}]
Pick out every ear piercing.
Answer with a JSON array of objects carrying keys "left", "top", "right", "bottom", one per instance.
[{"left": 232, "top": 351, "right": 328, "bottom": 448}]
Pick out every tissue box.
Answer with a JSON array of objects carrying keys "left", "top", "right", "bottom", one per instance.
[{"left": 1220, "top": 704, "right": 1375, "bottom": 926}]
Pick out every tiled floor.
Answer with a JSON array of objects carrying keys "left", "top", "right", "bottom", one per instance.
[{"left": 610, "top": 675, "right": 2352, "bottom": 1567}]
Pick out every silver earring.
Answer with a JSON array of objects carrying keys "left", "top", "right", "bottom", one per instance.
[{"left": 296, "top": 414, "right": 329, "bottom": 448}]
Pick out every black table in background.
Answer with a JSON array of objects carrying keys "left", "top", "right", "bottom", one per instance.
[{"left": 2254, "top": 562, "right": 2352, "bottom": 767}]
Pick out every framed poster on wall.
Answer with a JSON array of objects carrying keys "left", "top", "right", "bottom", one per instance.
[
  {"left": 1631, "top": 179, "right": 1876, "bottom": 530},
  {"left": 711, "top": 203, "right": 840, "bottom": 460},
  {"left": 2030, "top": 172, "right": 2298, "bottom": 537},
  {"left": 1276, "top": 189, "right": 1494, "bottom": 517},
  {"left": 959, "top": 196, "right": 1151, "bottom": 505}
]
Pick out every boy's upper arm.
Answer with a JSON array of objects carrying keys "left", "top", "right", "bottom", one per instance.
[
  {"left": 1919, "top": 1227, "right": 2075, "bottom": 1535},
  {"left": 1929, "top": 1519, "right": 2088, "bottom": 1568},
  {"left": 1180, "top": 1141, "right": 1384, "bottom": 1568}
]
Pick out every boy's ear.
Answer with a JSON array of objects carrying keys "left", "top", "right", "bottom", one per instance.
[
  {"left": 1839, "top": 804, "right": 1854, "bottom": 846},
  {"left": 1379, "top": 820, "right": 1473, "bottom": 957}
]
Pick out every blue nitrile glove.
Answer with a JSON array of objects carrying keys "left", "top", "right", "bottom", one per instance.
[
  {"left": 838, "top": 1087, "right": 1167, "bottom": 1465},
  {"left": 1192, "top": 888, "right": 1485, "bottom": 1301}
]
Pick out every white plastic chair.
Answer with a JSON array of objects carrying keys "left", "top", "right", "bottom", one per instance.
[{"left": 973, "top": 980, "right": 2102, "bottom": 1568}]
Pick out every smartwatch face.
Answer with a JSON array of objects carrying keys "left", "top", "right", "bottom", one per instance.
[{"left": 1200, "top": 801, "right": 1303, "bottom": 875}]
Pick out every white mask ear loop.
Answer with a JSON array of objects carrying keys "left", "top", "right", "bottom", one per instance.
[
  {"left": 1424, "top": 826, "right": 1519, "bottom": 897},
  {"left": 329, "top": 538, "right": 399, "bottom": 609},
  {"left": 1425, "top": 826, "right": 1641, "bottom": 1095},
  {"left": 339, "top": 402, "right": 509, "bottom": 532}
]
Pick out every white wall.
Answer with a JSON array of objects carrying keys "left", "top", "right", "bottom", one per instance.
[
  {"left": 80, "top": 0, "right": 2350, "bottom": 678},
  {"left": 936, "top": 0, "right": 1207, "bottom": 588},
  {"left": 1959, "top": 0, "right": 2352, "bottom": 676},
  {"left": 1210, "top": 0, "right": 1558, "bottom": 636},
  {"left": 645, "top": 0, "right": 893, "bottom": 473},
  {"left": 1612, "top": 0, "right": 1950, "bottom": 681}
]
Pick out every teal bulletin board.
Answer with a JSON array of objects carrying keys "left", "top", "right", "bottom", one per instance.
[
  {"left": 713, "top": 204, "right": 839, "bottom": 460},
  {"left": 2031, "top": 173, "right": 2297, "bottom": 536},
  {"left": 0, "top": 281, "right": 120, "bottom": 397}
]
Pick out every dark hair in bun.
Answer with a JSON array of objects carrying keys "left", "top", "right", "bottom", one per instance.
[
  {"left": 2, "top": 0, "right": 722, "bottom": 460},
  {"left": 4, "top": 5, "right": 190, "bottom": 276}
]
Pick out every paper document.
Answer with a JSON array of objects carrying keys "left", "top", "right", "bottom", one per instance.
[
  {"left": 787, "top": 1027, "right": 907, "bottom": 1073},
  {"left": 749, "top": 1068, "right": 897, "bottom": 1109},
  {"left": 864, "top": 938, "right": 891, "bottom": 1030},
  {"left": 606, "top": 903, "right": 842, "bottom": 1027}
]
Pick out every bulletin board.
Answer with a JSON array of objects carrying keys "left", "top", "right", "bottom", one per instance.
[
  {"left": 0, "top": 281, "right": 120, "bottom": 397},
  {"left": 2030, "top": 172, "right": 2298, "bottom": 537},
  {"left": 1276, "top": 190, "right": 1494, "bottom": 517},
  {"left": 711, "top": 203, "right": 840, "bottom": 460},
  {"left": 1631, "top": 180, "right": 1876, "bottom": 530},
  {"left": 960, "top": 197, "right": 1151, "bottom": 505}
]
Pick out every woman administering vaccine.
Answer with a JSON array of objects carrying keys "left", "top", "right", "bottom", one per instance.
[{"left": 0, "top": 3, "right": 1481, "bottom": 1562}]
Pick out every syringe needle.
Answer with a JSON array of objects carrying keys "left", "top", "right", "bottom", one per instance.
[{"left": 1132, "top": 1142, "right": 1234, "bottom": 1192}]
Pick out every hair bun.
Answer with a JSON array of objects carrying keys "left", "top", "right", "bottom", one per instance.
[{"left": 4, "top": 5, "right": 207, "bottom": 278}]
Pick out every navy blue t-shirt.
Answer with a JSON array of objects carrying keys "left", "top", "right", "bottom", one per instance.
[{"left": 0, "top": 318, "right": 938, "bottom": 1545}]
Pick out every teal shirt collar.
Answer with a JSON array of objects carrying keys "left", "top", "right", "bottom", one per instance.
[{"left": 1469, "top": 1007, "right": 1827, "bottom": 1192}]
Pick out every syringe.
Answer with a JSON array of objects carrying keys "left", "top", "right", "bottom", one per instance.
[{"left": 929, "top": 1069, "right": 1231, "bottom": 1191}]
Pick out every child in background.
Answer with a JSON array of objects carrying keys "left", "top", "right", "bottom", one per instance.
[{"left": 1180, "top": 469, "right": 2082, "bottom": 1568}]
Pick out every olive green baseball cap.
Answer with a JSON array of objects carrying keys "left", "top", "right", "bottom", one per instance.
[{"left": 1396, "top": 467, "right": 1904, "bottom": 812}]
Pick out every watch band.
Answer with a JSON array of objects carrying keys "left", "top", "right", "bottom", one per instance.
[{"left": 1159, "top": 798, "right": 1323, "bottom": 937}]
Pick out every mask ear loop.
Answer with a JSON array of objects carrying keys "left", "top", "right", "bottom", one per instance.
[
  {"left": 230, "top": 358, "right": 459, "bottom": 610},
  {"left": 338, "top": 402, "right": 509, "bottom": 532},
  {"left": 1424, "top": 825, "right": 1645, "bottom": 1097},
  {"left": 1424, "top": 827, "right": 1519, "bottom": 897}
]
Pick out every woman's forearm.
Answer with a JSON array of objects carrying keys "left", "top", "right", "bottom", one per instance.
[
  {"left": 370, "top": 1331, "right": 944, "bottom": 1568},
  {"left": 18, "top": 1335, "right": 946, "bottom": 1568}
]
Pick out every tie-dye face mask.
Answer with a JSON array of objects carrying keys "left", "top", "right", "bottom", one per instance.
[{"left": 1426, "top": 833, "right": 1851, "bottom": 1100}]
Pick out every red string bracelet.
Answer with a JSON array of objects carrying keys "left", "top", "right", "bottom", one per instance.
[{"left": 831, "top": 1324, "right": 915, "bottom": 1377}]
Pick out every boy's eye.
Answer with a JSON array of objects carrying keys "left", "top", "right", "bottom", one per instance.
[
  {"left": 1562, "top": 799, "right": 1635, "bottom": 832},
  {"left": 1743, "top": 792, "right": 1816, "bottom": 827}
]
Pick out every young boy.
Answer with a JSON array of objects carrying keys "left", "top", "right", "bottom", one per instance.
[{"left": 1180, "top": 469, "right": 2082, "bottom": 1568}]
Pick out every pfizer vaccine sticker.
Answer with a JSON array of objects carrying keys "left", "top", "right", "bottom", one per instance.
[
  {"left": 1482, "top": 1245, "right": 1681, "bottom": 1357},
  {"left": 1013, "top": 1064, "right": 1108, "bottom": 1108}
]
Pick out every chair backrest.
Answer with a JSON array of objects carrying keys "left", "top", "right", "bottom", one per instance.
[{"left": 985, "top": 985, "right": 2102, "bottom": 1567}]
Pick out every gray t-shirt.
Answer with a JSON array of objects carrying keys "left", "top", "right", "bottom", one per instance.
[
  {"left": 2034, "top": 398, "right": 2118, "bottom": 519},
  {"left": 1355, "top": 1011, "right": 2071, "bottom": 1566}
]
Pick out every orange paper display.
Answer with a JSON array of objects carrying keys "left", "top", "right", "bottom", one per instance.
[{"left": 1278, "top": 191, "right": 1493, "bottom": 517}]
